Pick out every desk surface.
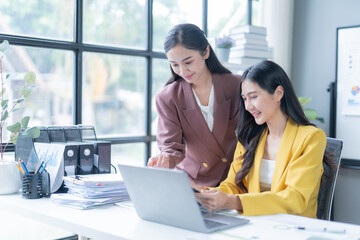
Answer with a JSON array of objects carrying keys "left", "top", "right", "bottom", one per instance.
[{"left": 1, "top": 193, "right": 360, "bottom": 240}]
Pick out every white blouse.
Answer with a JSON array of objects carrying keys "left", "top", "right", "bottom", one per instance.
[
  {"left": 259, "top": 158, "right": 276, "bottom": 192},
  {"left": 192, "top": 84, "right": 214, "bottom": 132}
]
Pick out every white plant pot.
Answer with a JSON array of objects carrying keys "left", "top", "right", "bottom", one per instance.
[
  {"left": 0, "top": 157, "right": 22, "bottom": 195},
  {"left": 216, "top": 48, "right": 230, "bottom": 63}
]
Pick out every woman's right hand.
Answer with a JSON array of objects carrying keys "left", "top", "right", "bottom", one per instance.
[{"left": 147, "top": 153, "right": 170, "bottom": 168}]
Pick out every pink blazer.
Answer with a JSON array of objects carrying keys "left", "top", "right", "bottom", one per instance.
[{"left": 155, "top": 73, "right": 241, "bottom": 186}]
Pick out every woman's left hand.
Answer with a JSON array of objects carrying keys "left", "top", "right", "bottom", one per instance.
[{"left": 195, "top": 188, "right": 242, "bottom": 212}]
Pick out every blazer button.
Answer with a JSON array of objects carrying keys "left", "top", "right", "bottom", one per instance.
[
  {"left": 202, "top": 162, "right": 209, "bottom": 168},
  {"left": 221, "top": 157, "right": 228, "bottom": 163}
]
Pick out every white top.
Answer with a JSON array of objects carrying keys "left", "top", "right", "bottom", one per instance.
[
  {"left": 259, "top": 158, "right": 276, "bottom": 192},
  {"left": 192, "top": 84, "right": 214, "bottom": 132}
]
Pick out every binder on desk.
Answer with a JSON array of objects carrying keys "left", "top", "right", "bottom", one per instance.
[
  {"left": 78, "top": 125, "right": 97, "bottom": 141},
  {"left": 68, "top": 142, "right": 94, "bottom": 175},
  {"left": 85, "top": 140, "right": 111, "bottom": 174},
  {"left": 64, "top": 126, "right": 82, "bottom": 142},
  {"left": 79, "top": 143, "right": 94, "bottom": 175},
  {"left": 47, "top": 126, "right": 66, "bottom": 142},
  {"left": 63, "top": 143, "right": 79, "bottom": 176},
  {"left": 34, "top": 127, "right": 50, "bottom": 143}
]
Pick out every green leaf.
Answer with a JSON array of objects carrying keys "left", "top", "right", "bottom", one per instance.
[
  {"left": 22, "top": 88, "right": 31, "bottom": 98},
  {"left": 21, "top": 116, "right": 30, "bottom": 129},
  {"left": 7, "top": 122, "right": 21, "bottom": 133},
  {"left": 6, "top": 74, "right": 10, "bottom": 79},
  {"left": 10, "top": 132, "right": 19, "bottom": 144},
  {"left": 304, "top": 108, "right": 318, "bottom": 120},
  {"left": 16, "top": 98, "right": 25, "bottom": 104},
  {"left": 23, "top": 127, "right": 40, "bottom": 139},
  {"left": 1, "top": 87, "right": 6, "bottom": 95},
  {"left": 0, "top": 40, "right": 9, "bottom": 52},
  {"left": 24, "top": 71, "right": 36, "bottom": 84},
  {"left": 316, "top": 117, "right": 325, "bottom": 123},
  {"left": 1, "top": 110, "right": 8, "bottom": 121},
  {"left": 1, "top": 100, "right": 8, "bottom": 110},
  {"left": 298, "top": 97, "right": 312, "bottom": 107}
]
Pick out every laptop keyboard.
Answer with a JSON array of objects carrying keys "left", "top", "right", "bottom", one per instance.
[{"left": 203, "top": 218, "right": 229, "bottom": 229}]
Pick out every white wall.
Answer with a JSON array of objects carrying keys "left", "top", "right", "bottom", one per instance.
[
  {"left": 260, "top": 0, "right": 294, "bottom": 76},
  {"left": 333, "top": 168, "right": 360, "bottom": 224},
  {"left": 291, "top": 0, "right": 360, "bottom": 224},
  {"left": 291, "top": 0, "right": 360, "bottom": 135}
]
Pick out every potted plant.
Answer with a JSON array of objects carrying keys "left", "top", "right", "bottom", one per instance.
[
  {"left": 298, "top": 97, "right": 324, "bottom": 123},
  {"left": 215, "top": 35, "right": 235, "bottom": 62},
  {"left": 0, "top": 40, "right": 40, "bottom": 194}
]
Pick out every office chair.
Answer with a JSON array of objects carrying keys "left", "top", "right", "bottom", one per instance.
[{"left": 317, "top": 137, "right": 343, "bottom": 220}]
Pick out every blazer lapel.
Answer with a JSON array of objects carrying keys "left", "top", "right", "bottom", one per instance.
[
  {"left": 271, "top": 118, "right": 298, "bottom": 188},
  {"left": 212, "top": 75, "right": 231, "bottom": 144},
  {"left": 181, "top": 80, "right": 224, "bottom": 157}
]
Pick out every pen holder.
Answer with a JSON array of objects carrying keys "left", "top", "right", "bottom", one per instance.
[{"left": 22, "top": 172, "right": 43, "bottom": 199}]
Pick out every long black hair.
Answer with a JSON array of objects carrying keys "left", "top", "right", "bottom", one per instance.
[
  {"left": 163, "top": 23, "right": 231, "bottom": 85},
  {"left": 235, "top": 60, "right": 314, "bottom": 192}
]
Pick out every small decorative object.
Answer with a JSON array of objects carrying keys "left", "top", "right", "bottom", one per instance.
[
  {"left": 0, "top": 40, "right": 40, "bottom": 194},
  {"left": 298, "top": 97, "right": 324, "bottom": 123},
  {"left": 215, "top": 35, "right": 235, "bottom": 62}
]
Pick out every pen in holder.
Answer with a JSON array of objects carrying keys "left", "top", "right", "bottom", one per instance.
[{"left": 22, "top": 172, "right": 43, "bottom": 199}]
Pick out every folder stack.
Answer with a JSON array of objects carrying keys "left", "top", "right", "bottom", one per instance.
[{"left": 50, "top": 174, "right": 130, "bottom": 209}]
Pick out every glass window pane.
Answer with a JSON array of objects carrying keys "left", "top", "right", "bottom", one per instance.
[
  {"left": 82, "top": 52, "right": 146, "bottom": 137},
  {"left": 0, "top": 0, "right": 75, "bottom": 41},
  {"left": 83, "top": 0, "right": 146, "bottom": 49},
  {"left": 1, "top": 45, "right": 74, "bottom": 142},
  {"left": 251, "top": 0, "right": 261, "bottom": 26},
  {"left": 112, "top": 143, "right": 145, "bottom": 171},
  {"left": 151, "top": 141, "right": 160, "bottom": 157},
  {"left": 153, "top": 0, "right": 203, "bottom": 52},
  {"left": 151, "top": 58, "right": 169, "bottom": 135},
  {"left": 207, "top": 0, "right": 247, "bottom": 39}
]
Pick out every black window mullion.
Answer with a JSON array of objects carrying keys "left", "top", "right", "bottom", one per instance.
[
  {"left": 75, "top": 0, "right": 83, "bottom": 124},
  {"left": 203, "top": 0, "right": 208, "bottom": 35},
  {"left": 145, "top": 0, "right": 153, "bottom": 164},
  {"left": 247, "top": 0, "right": 252, "bottom": 25}
]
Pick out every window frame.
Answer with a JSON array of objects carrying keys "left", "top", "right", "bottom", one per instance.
[{"left": 0, "top": 0, "right": 253, "bottom": 165}]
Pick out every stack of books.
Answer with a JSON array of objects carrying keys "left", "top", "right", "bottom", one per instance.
[
  {"left": 50, "top": 174, "right": 130, "bottom": 209},
  {"left": 229, "top": 25, "right": 273, "bottom": 67}
]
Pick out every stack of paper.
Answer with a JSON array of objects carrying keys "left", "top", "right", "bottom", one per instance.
[
  {"left": 50, "top": 174, "right": 130, "bottom": 209},
  {"left": 229, "top": 25, "right": 273, "bottom": 66}
]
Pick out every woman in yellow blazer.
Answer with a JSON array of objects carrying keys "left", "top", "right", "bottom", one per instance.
[{"left": 195, "top": 60, "right": 327, "bottom": 218}]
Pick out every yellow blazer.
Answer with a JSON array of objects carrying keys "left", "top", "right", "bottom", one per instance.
[{"left": 216, "top": 118, "right": 327, "bottom": 218}]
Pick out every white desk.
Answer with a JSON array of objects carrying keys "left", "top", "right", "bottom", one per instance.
[{"left": 1, "top": 193, "right": 360, "bottom": 240}]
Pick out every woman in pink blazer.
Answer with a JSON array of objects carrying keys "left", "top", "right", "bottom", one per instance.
[{"left": 148, "top": 23, "right": 241, "bottom": 187}]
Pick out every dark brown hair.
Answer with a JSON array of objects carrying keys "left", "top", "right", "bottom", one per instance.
[
  {"left": 235, "top": 60, "right": 316, "bottom": 192},
  {"left": 163, "top": 23, "right": 231, "bottom": 85}
]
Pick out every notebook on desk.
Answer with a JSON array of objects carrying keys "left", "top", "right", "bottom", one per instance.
[{"left": 118, "top": 164, "right": 249, "bottom": 233}]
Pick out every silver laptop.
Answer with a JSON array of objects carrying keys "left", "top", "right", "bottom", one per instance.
[{"left": 118, "top": 164, "right": 249, "bottom": 233}]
